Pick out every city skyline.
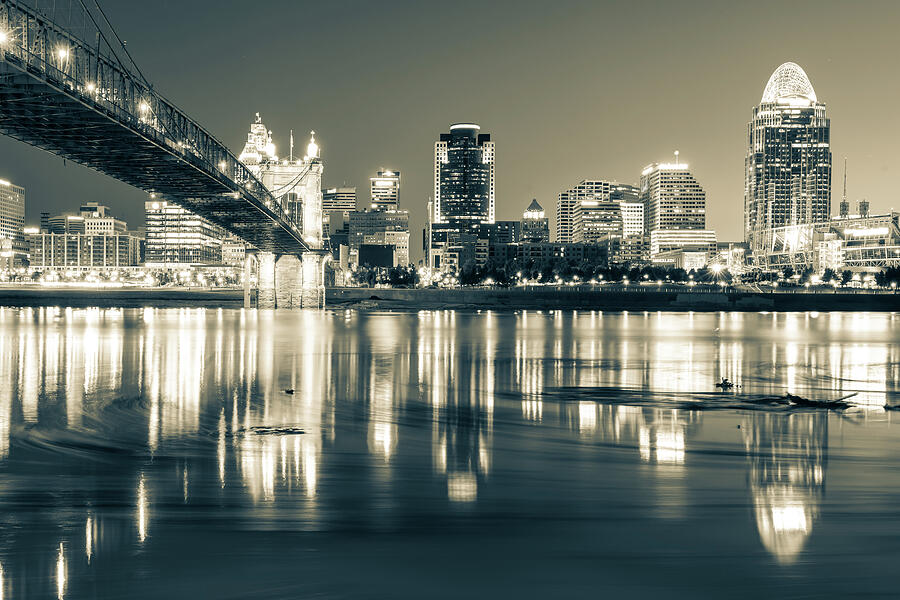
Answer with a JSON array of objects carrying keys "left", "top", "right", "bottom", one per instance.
[{"left": 2, "top": 1, "right": 900, "bottom": 262}]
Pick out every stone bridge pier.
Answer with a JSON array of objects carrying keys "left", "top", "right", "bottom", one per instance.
[{"left": 246, "top": 251, "right": 326, "bottom": 309}]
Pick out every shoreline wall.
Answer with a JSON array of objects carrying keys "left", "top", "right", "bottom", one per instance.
[{"left": 1, "top": 285, "right": 899, "bottom": 311}]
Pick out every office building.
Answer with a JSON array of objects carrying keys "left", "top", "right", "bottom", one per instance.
[
  {"left": 557, "top": 180, "right": 639, "bottom": 243},
  {"left": 640, "top": 160, "right": 706, "bottom": 233},
  {"left": 433, "top": 123, "right": 495, "bottom": 225},
  {"left": 323, "top": 186, "right": 357, "bottom": 213},
  {"left": 348, "top": 209, "right": 410, "bottom": 265},
  {"left": 745, "top": 62, "right": 831, "bottom": 258},
  {"left": 575, "top": 200, "right": 623, "bottom": 244},
  {"left": 369, "top": 171, "right": 400, "bottom": 210},
  {"left": 429, "top": 123, "right": 495, "bottom": 269},
  {"left": 360, "top": 230, "right": 410, "bottom": 267},
  {"left": 0, "top": 177, "right": 26, "bottom": 265},
  {"left": 650, "top": 229, "right": 717, "bottom": 257},
  {"left": 323, "top": 186, "right": 356, "bottom": 238},
  {"left": 522, "top": 199, "right": 550, "bottom": 243},
  {"left": 26, "top": 228, "right": 141, "bottom": 269},
  {"left": 144, "top": 200, "right": 227, "bottom": 266}
]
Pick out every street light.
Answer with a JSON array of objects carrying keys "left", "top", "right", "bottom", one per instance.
[{"left": 0, "top": 30, "right": 8, "bottom": 44}]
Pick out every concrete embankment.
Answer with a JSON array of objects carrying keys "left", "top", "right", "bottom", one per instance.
[
  {"left": 0, "top": 286, "right": 243, "bottom": 308},
  {"left": 327, "top": 286, "right": 900, "bottom": 312},
  {"left": 2, "top": 285, "right": 898, "bottom": 312}
]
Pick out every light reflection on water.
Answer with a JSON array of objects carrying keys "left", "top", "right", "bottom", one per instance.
[{"left": 0, "top": 308, "right": 897, "bottom": 598}]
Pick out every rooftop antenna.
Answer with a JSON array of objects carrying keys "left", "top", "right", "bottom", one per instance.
[
  {"left": 290, "top": 129, "right": 294, "bottom": 161},
  {"left": 674, "top": 150, "right": 680, "bottom": 166},
  {"left": 842, "top": 156, "right": 847, "bottom": 203}
]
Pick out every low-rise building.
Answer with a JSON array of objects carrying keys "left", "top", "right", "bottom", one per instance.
[{"left": 26, "top": 228, "right": 142, "bottom": 268}]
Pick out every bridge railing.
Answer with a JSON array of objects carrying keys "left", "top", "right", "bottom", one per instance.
[{"left": 0, "top": 0, "right": 304, "bottom": 242}]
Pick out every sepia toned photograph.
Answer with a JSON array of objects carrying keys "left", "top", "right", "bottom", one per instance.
[{"left": 1, "top": 0, "right": 899, "bottom": 598}]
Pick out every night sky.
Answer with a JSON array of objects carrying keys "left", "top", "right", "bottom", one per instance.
[{"left": 2, "top": 0, "right": 899, "bottom": 260}]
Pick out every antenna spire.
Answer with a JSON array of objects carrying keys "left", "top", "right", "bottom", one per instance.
[{"left": 842, "top": 156, "right": 847, "bottom": 202}]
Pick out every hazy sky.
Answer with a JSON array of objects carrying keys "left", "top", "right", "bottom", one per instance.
[{"left": 2, "top": 0, "right": 899, "bottom": 261}]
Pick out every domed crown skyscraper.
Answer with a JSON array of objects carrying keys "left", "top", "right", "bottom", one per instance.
[{"left": 745, "top": 62, "right": 831, "bottom": 259}]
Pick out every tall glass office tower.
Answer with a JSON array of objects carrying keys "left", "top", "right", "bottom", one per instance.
[
  {"left": 433, "top": 124, "right": 495, "bottom": 225},
  {"left": 745, "top": 62, "right": 831, "bottom": 255}
]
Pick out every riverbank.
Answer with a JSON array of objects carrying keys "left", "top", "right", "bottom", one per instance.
[
  {"left": 327, "top": 286, "right": 900, "bottom": 311},
  {"left": 2, "top": 284, "right": 899, "bottom": 311},
  {"left": 0, "top": 285, "right": 244, "bottom": 308}
]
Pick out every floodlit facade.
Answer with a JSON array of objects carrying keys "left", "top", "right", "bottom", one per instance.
[
  {"left": 0, "top": 177, "right": 26, "bottom": 265},
  {"left": 650, "top": 229, "right": 717, "bottom": 257},
  {"left": 27, "top": 229, "right": 141, "bottom": 268},
  {"left": 370, "top": 170, "right": 400, "bottom": 210},
  {"left": 752, "top": 211, "right": 900, "bottom": 272},
  {"left": 239, "top": 113, "right": 324, "bottom": 249},
  {"left": 144, "top": 200, "right": 227, "bottom": 266},
  {"left": 640, "top": 161, "right": 706, "bottom": 233},
  {"left": 29, "top": 202, "right": 141, "bottom": 268},
  {"left": 746, "top": 62, "right": 831, "bottom": 259}
]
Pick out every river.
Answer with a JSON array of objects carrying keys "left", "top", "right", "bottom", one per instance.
[{"left": 0, "top": 307, "right": 897, "bottom": 598}]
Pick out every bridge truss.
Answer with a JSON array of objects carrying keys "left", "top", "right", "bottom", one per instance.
[{"left": 0, "top": 0, "right": 308, "bottom": 254}]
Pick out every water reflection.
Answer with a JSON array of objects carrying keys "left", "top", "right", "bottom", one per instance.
[
  {"left": 744, "top": 412, "right": 827, "bottom": 564},
  {"left": 0, "top": 308, "right": 896, "bottom": 596}
]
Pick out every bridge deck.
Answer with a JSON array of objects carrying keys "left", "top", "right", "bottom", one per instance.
[{"left": 0, "top": 0, "right": 307, "bottom": 255}]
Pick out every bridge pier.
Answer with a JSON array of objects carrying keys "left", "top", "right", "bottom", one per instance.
[
  {"left": 243, "top": 251, "right": 325, "bottom": 309},
  {"left": 257, "top": 252, "right": 277, "bottom": 309}
]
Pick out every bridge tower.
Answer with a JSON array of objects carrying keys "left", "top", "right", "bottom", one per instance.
[{"left": 238, "top": 114, "right": 326, "bottom": 308}]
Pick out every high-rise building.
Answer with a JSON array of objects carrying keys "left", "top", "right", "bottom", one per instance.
[
  {"left": 429, "top": 123, "right": 495, "bottom": 270},
  {"left": 745, "top": 62, "right": 831, "bottom": 257},
  {"left": 556, "top": 180, "right": 639, "bottom": 242},
  {"left": 0, "top": 177, "right": 26, "bottom": 265},
  {"left": 369, "top": 171, "right": 400, "bottom": 210},
  {"left": 640, "top": 160, "right": 707, "bottom": 233},
  {"left": 323, "top": 187, "right": 357, "bottom": 213},
  {"left": 575, "top": 200, "right": 623, "bottom": 244},
  {"left": 433, "top": 123, "right": 495, "bottom": 225},
  {"left": 322, "top": 186, "right": 356, "bottom": 238},
  {"left": 144, "top": 200, "right": 227, "bottom": 266},
  {"left": 620, "top": 202, "right": 645, "bottom": 237},
  {"left": 522, "top": 199, "right": 550, "bottom": 243}
]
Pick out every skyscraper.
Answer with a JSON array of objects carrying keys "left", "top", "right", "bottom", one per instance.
[
  {"left": 433, "top": 124, "right": 495, "bottom": 225},
  {"left": 428, "top": 123, "right": 495, "bottom": 270},
  {"left": 640, "top": 160, "right": 706, "bottom": 232},
  {"left": 370, "top": 170, "right": 400, "bottom": 210},
  {"left": 745, "top": 62, "right": 831, "bottom": 256},
  {"left": 0, "top": 177, "right": 26, "bottom": 265}
]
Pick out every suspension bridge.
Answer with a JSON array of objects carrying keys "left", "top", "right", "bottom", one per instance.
[{"left": 0, "top": 0, "right": 308, "bottom": 255}]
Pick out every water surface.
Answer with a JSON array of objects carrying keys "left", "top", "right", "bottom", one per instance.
[{"left": 0, "top": 308, "right": 898, "bottom": 598}]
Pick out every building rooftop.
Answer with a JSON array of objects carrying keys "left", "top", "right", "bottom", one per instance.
[{"left": 761, "top": 62, "right": 817, "bottom": 103}]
